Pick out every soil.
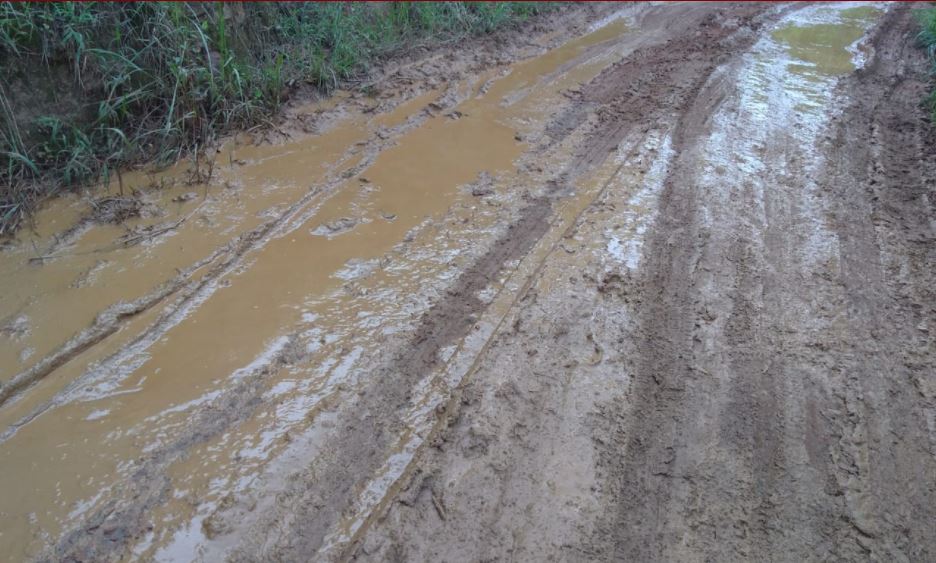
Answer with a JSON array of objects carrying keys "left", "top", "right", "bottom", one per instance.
[{"left": 0, "top": 2, "right": 933, "bottom": 562}]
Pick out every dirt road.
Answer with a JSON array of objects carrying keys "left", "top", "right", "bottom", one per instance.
[{"left": 0, "top": 2, "right": 934, "bottom": 561}]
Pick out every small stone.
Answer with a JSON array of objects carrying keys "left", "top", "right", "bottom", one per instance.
[
  {"left": 470, "top": 171, "right": 495, "bottom": 197},
  {"left": 172, "top": 191, "right": 198, "bottom": 203},
  {"left": 311, "top": 217, "right": 358, "bottom": 237}
]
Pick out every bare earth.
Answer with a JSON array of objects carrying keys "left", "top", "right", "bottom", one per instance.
[{"left": 0, "top": 2, "right": 934, "bottom": 562}]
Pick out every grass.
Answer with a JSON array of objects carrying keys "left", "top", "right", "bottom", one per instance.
[
  {"left": 0, "top": 2, "right": 556, "bottom": 235},
  {"left": 917, "top": 5, "right": 936, "bottom": 119}
]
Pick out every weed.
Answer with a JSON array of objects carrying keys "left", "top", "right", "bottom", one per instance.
[{"left": 916, "top": 6, "right": 936, "bottom": 119}]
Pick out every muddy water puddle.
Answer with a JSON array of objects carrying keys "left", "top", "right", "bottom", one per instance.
[
  {"left": 703, "top": 1, "right": 883, "bottom": 274},
  {"left": 772, "top": 4, "right": 882, "bottom": 78},
  {"left": 0, "top": 121, "right": 368, "bottom": 385},
  {"left": 0, "top": 13, "right": 637, "bottom": 561}
]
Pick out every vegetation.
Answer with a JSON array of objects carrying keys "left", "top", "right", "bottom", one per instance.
[
  {"left": 918, "top": 5, "right": 936, "bottom": 119},
  {"left": 0, "top": 2, "right": 554, "bottom": 235}
]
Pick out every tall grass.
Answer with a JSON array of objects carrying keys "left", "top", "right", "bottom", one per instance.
[
  {"left": 917, "top": 6, "right": 936, "bottom": 119},
  {"left": 0, "top": 2, "right": 555, "bottom": 235}
]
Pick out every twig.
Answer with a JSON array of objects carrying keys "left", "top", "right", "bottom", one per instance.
[
  {"left": 118, "top": 215, "right": 188, "bottom": 247},
  {"left": 118, "top": 193, "right": 207, "bottom": 248}
]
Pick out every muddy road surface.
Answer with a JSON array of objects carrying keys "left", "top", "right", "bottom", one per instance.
[{"left": 1, "top": 2, "right": 934, "bottom": 561}]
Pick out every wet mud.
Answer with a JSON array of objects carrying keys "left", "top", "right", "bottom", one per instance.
[{"left": 1, "top": 2, "right": 934, "bottom": 562}]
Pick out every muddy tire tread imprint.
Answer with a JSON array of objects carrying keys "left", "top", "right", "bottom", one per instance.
[
  {"left": 224, "top": 4, "right": 778, "bottom": 561},
  {"left": 19, "top": 4, "right": 626, "bottom": 562},
  {"left": 353, "top": 4, "right": 936, "bottom": 563},
  {"left": 4, "top": 2, "right": 935, "bottom": 562},
  {"left": 354, "top": 2, "right": 779, "bottom": 561}
]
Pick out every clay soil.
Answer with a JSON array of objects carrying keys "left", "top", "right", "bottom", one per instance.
[{"left": 0, "top": 3, "right": 934, "bottom": 562}]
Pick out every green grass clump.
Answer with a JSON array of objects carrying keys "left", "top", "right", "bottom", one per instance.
[
  {"left": 917, "top": 6, "right": 936, "bottom": 119},
  {"left": 0, "top": 2, "right": 556, "bottom": 235}
]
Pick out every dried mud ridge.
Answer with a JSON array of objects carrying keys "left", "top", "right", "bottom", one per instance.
[{"left": 5, "top": 2, "right": 935, "bottom": 562}]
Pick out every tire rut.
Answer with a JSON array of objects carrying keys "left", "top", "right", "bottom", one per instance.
[
  {"left": 593, "top": 4, "right": 936, "bottom": 561},
  {"left": 351, "top": 4, "right": 780, "bottom": 561},
  {"left": 352, "top": 3, "right": 935, "bottom": 562}
]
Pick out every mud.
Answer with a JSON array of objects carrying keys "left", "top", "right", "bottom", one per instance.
[
  {"left": 1, "top": 2, "right": 934, "bottom": 562},
  {"left": 354, "top": 2, "right": 935, "bottom": 562}
]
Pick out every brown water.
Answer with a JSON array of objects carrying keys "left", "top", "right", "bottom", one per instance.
[
  {"left": 0, "top": 17, "right": 632, "bottom": 560},
  {"left": 772, "top": 4, "right": 881, "bottom": 77}
]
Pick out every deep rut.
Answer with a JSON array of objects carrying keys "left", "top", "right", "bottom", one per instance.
[
  {"left": 589, "top": 4, "right": 936, "bottom": 561},
  {"left": 2, "top": 3, "right": 934, "bottom": 562},
  {"left": 354, "top": 3, "right": 936, "bottom": 562}
]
